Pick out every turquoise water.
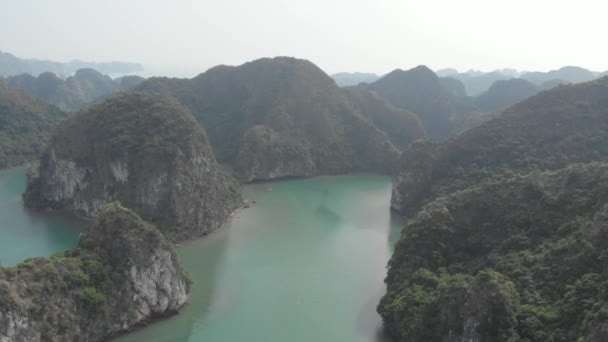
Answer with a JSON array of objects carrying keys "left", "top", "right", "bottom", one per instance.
[
  {"left": 116, "top": 175, "right": 401, "bottom": 342},
  {"left": 0, "top": 169, "right": 401, "bottom": 341},
  {"left": 0, "top": 168, "right": 83, "bottom": 266}
]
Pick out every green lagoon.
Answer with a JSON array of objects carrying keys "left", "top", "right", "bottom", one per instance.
[{"left": 0, "top": 169, "right": 401, "bottom": 342}]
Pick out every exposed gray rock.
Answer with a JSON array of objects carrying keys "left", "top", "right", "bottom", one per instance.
[
  {"left": 24, "top": 92, "right": 242, "bottom": 242},
  {"left": 0, "top": 203, "right": 190, "bottom": 342},
  {"left": 390, "top": 140, "right": 438, "bottom": 213}
]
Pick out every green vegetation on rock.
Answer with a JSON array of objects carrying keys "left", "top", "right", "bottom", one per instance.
[
  {"left": 383, "top": 76, "right": 608, "bottom": 341},
  {"left": 0, "top": 82, "right": 68, "bottom": 169},
  {"left": 361, "top": 65, "right": 477, "bottom": 140},
  {"left": 391, "top": 77, "right": 608, "bottom": 215},
  {"left": 137, "top": 57, "right": 415, "bottom": 181},
  {"left": 24, "top": 92, "right": 241, "bottom": 241},
  {"left": 380, "top": 163, "right": 608, "bottom": 341},
  {"left": 475, "top": 78, "right": 540, "bottom": 113},
  {"left": 342, "top": 87, "right": 427, "bottom": 150},
  {"left": 0, "top": 202, "right": 190, "bottom": 342},
  {"left": 5, "top": 68, "right": 145, "bottom": 111}
]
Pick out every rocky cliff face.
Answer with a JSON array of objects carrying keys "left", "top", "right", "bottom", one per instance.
[
  {"left": 389, "top": 140, "right": 438, "bottom": 213},
  {"left": 380, "top": 163, "right": 608, "bottom": 341},
  {"left": 0, "top": 202, "right": 190, "bottom": 342},
  {"left": 24, "top": 92, "right": 241, "bottom": 242}
]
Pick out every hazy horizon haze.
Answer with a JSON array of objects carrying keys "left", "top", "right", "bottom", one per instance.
[{"left": 2, "top": 0, "right": 607, "bottom": 77}]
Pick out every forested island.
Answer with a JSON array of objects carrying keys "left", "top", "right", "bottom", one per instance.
[{"left": 1, "top": 45, "right": 608, "bottom": 341}]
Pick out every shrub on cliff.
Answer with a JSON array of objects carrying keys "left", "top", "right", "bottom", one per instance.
[
  {"left": 381, "top": 163, "right": 608, "bottom": 341},
  {"left": 0, "top": 202, "right": 190, "bottom": 341},
  {"left": 0, "top": 82, "right": 68, "bottom": 169}
]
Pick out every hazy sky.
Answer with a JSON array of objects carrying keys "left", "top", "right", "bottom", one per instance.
[{"left": 2, "top": 0, "right": 607, "bottom": 77}]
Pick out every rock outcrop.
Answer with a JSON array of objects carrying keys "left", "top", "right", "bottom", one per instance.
[
  {"left": 0, "top": 202, "right": 190, "bottom": 342},
  {"left": 380, "top": 163, "right": 608, "bottom": 341},
  {"left": 24, "top": 92, "right": 241, "bottom": 241}
]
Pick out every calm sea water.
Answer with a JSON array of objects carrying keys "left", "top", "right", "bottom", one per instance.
[
  {"left": 0, "top": 169, "right": 401, "bottom": 342},
  {"left": 0, "top": 168, "right": 83, "bottom": 266}
]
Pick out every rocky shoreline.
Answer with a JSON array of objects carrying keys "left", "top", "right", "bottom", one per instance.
[{"left": 0, "top": 203, "right": 191, "bottom": 342}]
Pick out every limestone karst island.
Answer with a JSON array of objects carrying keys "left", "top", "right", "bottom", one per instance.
[{"left": 1, "top": 1, "right": 608, "bottom": 341}]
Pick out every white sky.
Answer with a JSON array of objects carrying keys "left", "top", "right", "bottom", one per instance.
[{"left": 1, "top": 0, "right": 607, "bottom": 77}]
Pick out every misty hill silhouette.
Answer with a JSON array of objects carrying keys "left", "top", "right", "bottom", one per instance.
[
  {"left": 361, "top": 65, "right": 477, "bottom": 140},
  {"left": 475, "top": 78, "right": 540, "bottom": 113},
  {"left": 0, "top": 50, "right": 143, "bottom": 77},
  {"left": 5, "top": 69, "right": 144, "bottom": 111}
]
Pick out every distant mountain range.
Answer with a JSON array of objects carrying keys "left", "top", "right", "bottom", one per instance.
[
  {"left": 2, "top": 54, "right": 606, "bottom": 173},
  {"left": 360, "top": 65, "right": 606, "bottom": 97},
  {"left": 0, "top": 50, "right": 143, "bottom": 77},
  {"left": 450, "top": 72, "right": 511, "bottom": 96},
  {"left": 330, "top": 72, "right": 379, "bottom": 86},
  {"left": 4, "top": 69, "right": 145, "bottom": 111},
  {"left": 521, "top": 66, "right": 596, "bottom": 85}
]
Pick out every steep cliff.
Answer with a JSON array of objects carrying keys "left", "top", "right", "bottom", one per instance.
[
  {"left": 0, "top": 202, "right": 190, "bottom": 342},
  {"left": 137, "top": 57, "right": 407, "bottom": 181},
  {"left": 380, "top": 163, "right": 608, "bottom": 341},
  {"left": 24, "top": 92, "right": 241, "bottom": 241},
  {"left": 391, "top": 77, "right": 608, "bottom": 215}
]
